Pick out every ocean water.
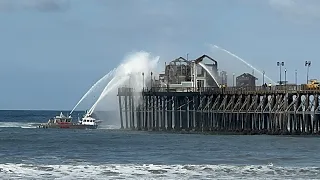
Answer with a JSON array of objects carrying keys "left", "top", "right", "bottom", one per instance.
[{"left": 1, "top": 110, "right": 320, "bottom": 179}]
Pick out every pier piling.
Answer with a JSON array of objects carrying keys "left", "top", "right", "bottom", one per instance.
[{"left": 118, "top": 86, "right": 320, "bottom": 135}]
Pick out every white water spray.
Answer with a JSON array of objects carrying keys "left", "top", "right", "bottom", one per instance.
[
  {"left": 87, "top": 51, "right": 159, "bottom": 117},
  {"left": 198, "top": 62, "right": 220, "bottom": 87},
  {"left": 88, "top": 75, "right": 130, "bottom": 115},
  {"left": 210, "top": 44, "right": 276, "bottom": 84},
  {"left": 69, "top": 68, "right": 116, "bottom": 115}
]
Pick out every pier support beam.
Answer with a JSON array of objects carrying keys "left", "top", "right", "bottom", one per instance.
[
  {"left": 118, "top": 90, "right": 124, "bottom": 129},
  {"left": 124, "top": 90, "right": 129, "bottom": 129},
  {"left": 117, "top": 87, "right": 320, "bottom": 136}
]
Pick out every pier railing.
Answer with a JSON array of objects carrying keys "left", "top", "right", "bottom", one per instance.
[
  {"left": 118, "top": 85, "right": 320, "bottom": 96},
  {"left": 143, "top": 84, "right": 320, "bottom": 94}
]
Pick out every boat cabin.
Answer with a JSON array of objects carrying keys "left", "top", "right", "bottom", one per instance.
[
  {"left": 81, "top": 116, "right": 97, "bottom": 126},
  {"left": 48, "top": 112, "right": 72, "bottom": 124}
]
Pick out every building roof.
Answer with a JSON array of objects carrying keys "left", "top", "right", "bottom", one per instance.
[
  {"left": 194, "top": 54, "right": 217, "bottom": 65},
  {"left": 236, "top": 73, "right": 258, "bottom": 80}
]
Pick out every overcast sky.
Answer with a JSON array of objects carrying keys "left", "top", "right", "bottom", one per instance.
[{"left": 0, "top": 0, "right": 319, "bottom": 110}]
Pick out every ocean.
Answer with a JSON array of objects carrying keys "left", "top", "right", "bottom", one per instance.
[{"left": 1, "top": 110, "right": 320, "bottom": 179}]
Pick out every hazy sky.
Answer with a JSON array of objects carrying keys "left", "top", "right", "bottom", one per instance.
[{"left": 0, "top": 0, "right": 319, "bottom": 110}]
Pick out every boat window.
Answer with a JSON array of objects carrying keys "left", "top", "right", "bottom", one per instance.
[
  {"left": 84, "top": 120, "right": 86, "bottom": 122},
  {"left": 90, "top": 120, "right": 93, "bottom": 122}
]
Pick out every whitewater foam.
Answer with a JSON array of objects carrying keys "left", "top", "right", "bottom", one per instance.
[
  {"left": 97, "top": 124, "right": 119, "bottom": 130},
  {"left": 0, "top": 122, "right": 39, "bottom": 128},
  {"left": 0, "top": 163, "right": 319, "bottom": 180}
]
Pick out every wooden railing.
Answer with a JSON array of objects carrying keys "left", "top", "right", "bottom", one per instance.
[
  {"left": 144, "top": 85, "right": 320, "bottom": 94},
  {"left": 118, "top": 84, "right": 320, "bottom": 95}
]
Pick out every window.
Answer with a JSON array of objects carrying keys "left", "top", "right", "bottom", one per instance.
[{"left": 197, "top": 66, "right": 203, "bottom": 75}]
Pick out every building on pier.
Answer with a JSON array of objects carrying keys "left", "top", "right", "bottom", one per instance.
[
  {"left": 164, "top": 57, "right": 191, "bottom": 85},
  {"left": 117, "top": 54, "right": 320, "bottom": 135},
  {"left": 158, "top": 54, "right": 221, "bottom": 91},
  {"left": 194, "top": 55, "right": 219, "bottom": 88},
  {"left": 236, "top": 73, "right": 257, "bottom": 87}
]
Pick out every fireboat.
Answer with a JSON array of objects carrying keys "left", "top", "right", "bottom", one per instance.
[{"left": 38, "top": 112, "right": 101, "bottom": 129}]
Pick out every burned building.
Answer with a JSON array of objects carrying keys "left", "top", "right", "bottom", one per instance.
[
  {"left": 164, "top": 57, "right": 191, "bottom": 85},
  {"left": 160, "top": 55, "right": 220, "bottom": 91},
  {"left": 236, "top": 73, "right": 257, "bottom": 87},
  {"left": 194, "top": 55, "right": 219, "bottom": 87}
]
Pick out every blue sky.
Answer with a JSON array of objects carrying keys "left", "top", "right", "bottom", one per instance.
[{"left": 0, "top": 0, "right": 319, "bottom": 110}]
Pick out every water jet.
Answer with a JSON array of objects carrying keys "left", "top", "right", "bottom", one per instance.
[{"left": 210, "top": 44, "right": 276, "bottom": 85}]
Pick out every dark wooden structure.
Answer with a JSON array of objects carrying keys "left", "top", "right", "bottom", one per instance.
[
  {"left": 236, "top": 73, "right": 257, "bottom": 87},
  {"left": 117, "top": 85, "right": 320, "bottom": 135}
]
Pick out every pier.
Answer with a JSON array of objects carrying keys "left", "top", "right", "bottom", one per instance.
[{"left": 117, "top": 55, "right": 320, "bottom": 135}]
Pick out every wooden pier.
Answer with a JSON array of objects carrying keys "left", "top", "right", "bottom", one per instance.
[{"left": 117, "top": 85, "right": 320, "bottom": 135}]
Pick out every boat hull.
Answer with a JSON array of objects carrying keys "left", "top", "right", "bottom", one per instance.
[{"left": 38, "top": 123, "right": 98, "bottom": 129}]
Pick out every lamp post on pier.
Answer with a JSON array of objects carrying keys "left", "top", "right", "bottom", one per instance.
[
  {"left": 150, "top": 72, "right": 153, "bottom": 90},
  {"left": 225, "top": 73, "right": 228, "bottom": 87},
  {"left": 232, "top": 73, "right": 235, "bottom": 87},
  {"left": 295, "top": 69, "right": 297, "bottom": 85},
  {"left": 284, "top": 68, "right": 287, "bottom": 87},
  {"left": 295, "top": 69, "right": 297, "bottom": 90},
  {"left": 221, "top": 72, "right": 224, "bottom": 86},
  {"left": 277, "top": 61, "right": 284, "bottom": 85},
  {"left": 262, "top": 70, "right": 265, "bottom": 85},
  {"left": 142, "top": 72, "right": 145, "bottom": 91},
  {"left": 128, "top": 73, "right": 131, "bottom": 88},
  {"left": 305, "top": 61, "right": 311, "bottom": 83}
]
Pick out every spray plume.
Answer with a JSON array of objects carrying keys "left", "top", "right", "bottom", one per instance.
[{"left": 87, "top": 51, "right": 159, "bottom": 116}]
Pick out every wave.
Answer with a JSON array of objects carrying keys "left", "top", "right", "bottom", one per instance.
[
  {"left": 0, "top": 122, "right": 39, "bottom": 128},
  {"left": 97, "top": 124, "right": 119, "bottom": 130},
  {"left": 0, "top": 121, "right": 119, "bottom": 129},
  {"left": 0, "top": 163, "right": 319, "bottom": 180}
]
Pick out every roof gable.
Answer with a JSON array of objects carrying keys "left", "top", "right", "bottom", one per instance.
[{"left": 236, "top": 73, "right": 258, "bottom": 80}]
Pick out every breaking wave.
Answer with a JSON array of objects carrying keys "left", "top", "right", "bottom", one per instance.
[
  {"left": 0, "top": 122, "right": 39, "bottom": 128},
  {"left": 0, "top": 163, "right": 319, "bottom": 180}
]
